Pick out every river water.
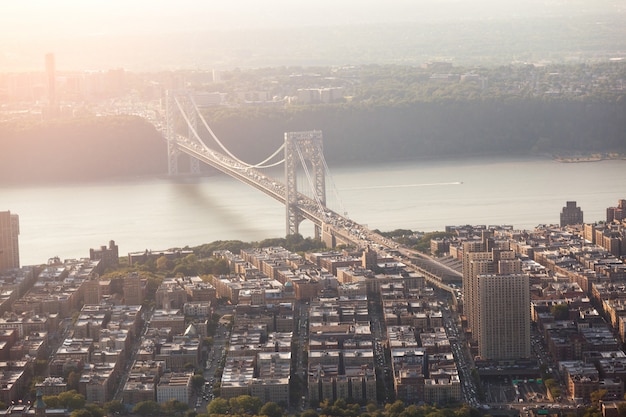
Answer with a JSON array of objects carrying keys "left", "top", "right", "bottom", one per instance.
[{"left": 2, "top": 156, "right": 625, "bottom": 266}]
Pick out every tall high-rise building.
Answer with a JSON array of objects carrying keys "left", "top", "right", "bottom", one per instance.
[
  {"left": 462, "top": 231, "right": 496, "bottom": 340},
  {"left": 477, "top": 273, "right": 530, "bottom": 360},
  {"left": 462, "top": 231, "right": 530, "bottom": 361},
  {"left": 560, "top": 201, "right": 583, "bottom": 227},
  {"left": 0, "top": 211, "right": 20, "bottom": 270}
]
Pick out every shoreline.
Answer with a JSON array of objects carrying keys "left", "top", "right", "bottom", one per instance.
[{"left": 553, "top": 153, "right": 626, "bottom": 163}]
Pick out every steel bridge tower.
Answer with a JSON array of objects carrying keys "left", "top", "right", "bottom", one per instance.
[
  {"left": 285, "top": 130, "right": 326, "bottom": 237},
  {"left": 165, "top": 92, "right": 330, "bottom": 239},
  {"left": 166, "top": 90, "right": 200, "bottom": 176}
]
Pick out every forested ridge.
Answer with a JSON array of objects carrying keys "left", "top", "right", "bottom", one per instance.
[
  {"left": 1, "top": 63, "right": 625, "bottom": 185},
  {"left": 205, "top": 98, "right": 626, "bottom": 165},
  {"left": 0, "top": 115, "right": 166, "bottom": 185}
]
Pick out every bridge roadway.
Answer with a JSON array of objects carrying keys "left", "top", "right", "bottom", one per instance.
[
  {"left": 173, "top": 136, "right": 339, "bottom": 227},
  {"left": 173, "top": 138, "right": 462, "bottom": 294}
]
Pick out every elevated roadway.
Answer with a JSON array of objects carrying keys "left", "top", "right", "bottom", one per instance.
[
  {"left": 172, "top": 136, "right": 461, "bottom": 294},
  {"left": 173, "top": 136, "right": 356, "bottom": 246}
]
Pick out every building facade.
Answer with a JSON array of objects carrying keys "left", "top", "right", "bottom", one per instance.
[
  {"left": 0, "top": 211, "right": 20, "bottom": 271},
  {"left": 477, "top": 273, "right": 531, "bottom": 360},
  {"left": 462, "top": 231, "right": 531, "bottom": 361},
  {"left": 560, "top": 201, "right": 584, "bottom": 227}
]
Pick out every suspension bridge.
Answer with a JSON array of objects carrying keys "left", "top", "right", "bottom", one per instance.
[
  {"left": 159, "top": 90, "right": 461, "bottom": 288},
  {"left": 163, "top": 90, "right": 358, "bottom": 248}
]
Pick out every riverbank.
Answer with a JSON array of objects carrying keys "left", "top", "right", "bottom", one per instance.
[
  {"left": 553, "top": 153, "right": 626, "bottom": 163},
  {"left": 6, "top": 156, "right": 626, "bottom": 266}
]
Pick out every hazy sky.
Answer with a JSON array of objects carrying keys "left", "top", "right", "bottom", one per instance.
[
  {"left": 2, "top": 0, "right": 623, "bottom": 71},
  {"left": 1, "top": 0, "right": 602, "bottom": 37}
]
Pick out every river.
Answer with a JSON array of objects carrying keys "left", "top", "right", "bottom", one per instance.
[{"left": 2, "top": 156, "right": 625, "bottom": 266}]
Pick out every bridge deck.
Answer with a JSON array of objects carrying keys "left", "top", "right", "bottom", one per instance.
[{"left": 172, "top": 136, "right": 461, "bottom": 293}]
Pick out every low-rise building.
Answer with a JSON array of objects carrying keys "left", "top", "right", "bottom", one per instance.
[{"left": 156, "top": 372, "right": 193, "bottom": 404}]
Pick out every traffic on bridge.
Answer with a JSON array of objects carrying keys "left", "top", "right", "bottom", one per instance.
[{"left": 162, "top": 90, "right": 461, "bottom": 294}]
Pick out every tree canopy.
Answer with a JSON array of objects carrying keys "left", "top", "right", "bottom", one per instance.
[
  {"left": 205, "top": 397, "right": 479, "bottom": 417},
  {"left": 1, "top": 63, "right": 624, "bottom": 186},
  {"left": 550, "top": 304, "right": 570, "bottom": 321}
]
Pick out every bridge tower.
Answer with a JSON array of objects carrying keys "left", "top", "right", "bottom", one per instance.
[
  {"left": 284, "top": 130, "right": 326, "bottom": 237},
  {"left": 165, "top": 90, "right": 179, "bottom": 176},
  {"left": 165, "top": 90, "right": 201, "bottom": 176}
]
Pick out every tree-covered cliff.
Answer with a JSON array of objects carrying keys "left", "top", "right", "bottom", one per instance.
[
  {"left": 1, "top": 63, "right": 625, "bottom": 185},
  {"left": 204, "top": 98, "right": 626, "bottom": 166},
  {"left": 0, "top": 115, "right": 166, "bottom": 185}
]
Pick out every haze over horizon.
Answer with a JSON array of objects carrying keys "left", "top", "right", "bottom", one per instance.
[{"left": 2, "top": 0, "right": 625, "bottom": 71}]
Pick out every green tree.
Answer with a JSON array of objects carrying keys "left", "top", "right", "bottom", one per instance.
[
  {"left": 70, "top": 410, "right": 93, "bottom": 417},
  {"left": 206, "top": 398, "right": 229, "bottom": 415},
  {"left": 550, "top": 303, "right": 569, "bottom": 320},
  {"left": 66, "top": 371, "right": 81, "bottom": 391},
  {"left": 590, "top": 389, "right": 608, "bottom": 405},
  {"left": 384, "top": 400, "right": 405, "bottom": 417},
  {"left": 104, "top": 400, "right": 126, "bottom": 415},
  {"left": 58, "top": 390, "right": 85, "bottom": 411},
  {"left": 161, "top": 399, "right": 188, "bottom": 416},
  {"left": 85, "top": 404, "right": 104, "bottom": 417},
  {"left": 212, "top": 258, "right": 230, "bottom": 275},
  {"left": 413, "top": 232, "right": 454, "bottom": 253},
  {"left": 156, "top": 256, "right": 173, "bottom": 271},
  {"left": 424, "top": 410, "right": 448, "bottom": 417},
  {"left": 191, "top": 374, "right": 206, "bottom": 391},
  {"left": 259, "top": 402, "right": 283, "bottom": 417},
  {"left": 229, "top": 395, "right": 262, "bottom": 415},
  {"left": 42, "top": 395, "right": 61, "bottom": 409},
  {"left": 583, "top": 406, "right": 603, "bottom": 417},
  {"left": 300, "top": 410, "right": 319, "bottom": 417},
  {"left": 133, "top": 400, "right": 161, "bottom": 417}
]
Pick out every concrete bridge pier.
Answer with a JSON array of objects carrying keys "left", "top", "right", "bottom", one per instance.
[{"left": 321, "top": 223, "right": 336, "bottom": 248}]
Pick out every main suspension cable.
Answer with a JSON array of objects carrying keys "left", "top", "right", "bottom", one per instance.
[
  {"left": 188, "top": 94, "right": 285, "bottom": 169},
  {"left": 295, "top": 144, "right": 326, "bottom": 217},
  {"left": 317, "top": 142, "right": 349, "bottom": 219}
]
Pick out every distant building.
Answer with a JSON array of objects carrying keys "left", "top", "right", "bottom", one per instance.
[
  {"left": 89, "top": 240, "right": 119, "bottom": 270},
  {"left": 295, "top": 87, "right": 344, "bottom": 104},
  {"left": 560, "top": 201, "right": 583, "bottom": 227},
  {"left": 123, "top": 273, "right": 145, "bottom": 306},
  {"left": 0, "top": 211, "right": 20, "bottom": 271},
  {"left": 607, "top": 199, "right": 626, "bottom": 223},
  {"left": 83, "top": 280, "right": 102, "bottom": 305},
  {"left": 35, "top": 377, "right": 67, "bottom": 396},
  {"left": 193, "top": 92, "right": 224, "bottom": 107},
  {"left": 128, "top": 248, "right": 193, "bottom": 267}
]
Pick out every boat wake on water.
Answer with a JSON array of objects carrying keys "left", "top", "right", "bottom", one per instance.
[{"left": 341, "top": 181, "right": 463, "bottom": 191}]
